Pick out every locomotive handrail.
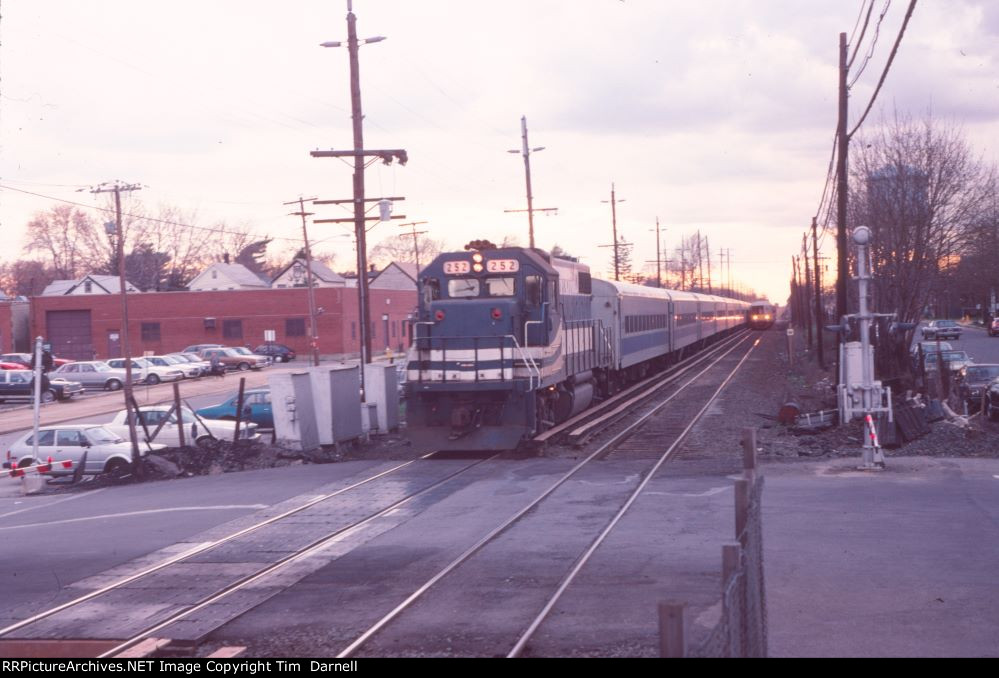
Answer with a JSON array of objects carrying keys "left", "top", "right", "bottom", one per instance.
[{"left": 507, "top": 334, "right": 540, "bottom": 391}]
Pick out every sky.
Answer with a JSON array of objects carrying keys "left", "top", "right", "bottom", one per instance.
[{"left": 2, "top": 0, "right": 999, "bottom": 304}]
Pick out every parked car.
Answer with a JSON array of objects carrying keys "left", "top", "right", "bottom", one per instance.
[
  {"left": 911, "top": 341, "right": 954, "bottom": 371},
  {"left": 921, "top": 320, "right": 963, "bottom": 340},
  {"left": 0, "top": 362, "right": 28, "bottom": 370},
  {"left": 0, "top": 370, "right": 83, "bottom": 403},
  {"left": 922, "top": 349, "right": 971, "bottom": 373},
  {"left": 183, "top": 344, "right": 224, "bottom": 354},
  {"left": 105, "top": 358, "right": 184, "bottom": 385},
  {"left": 230, "top": 346, "right": 272, "bottom": 365},
  {"left": 984, "top": 378, "right": 999, "bottom": 421},
  {"left": 105, "top": 406, "right": 259, "bottom": 447},
  {"left": 0, "top": 352, "right": 73, "bottom": 369},
  {"left": 253, "top": 343, "right": 296, "bottom": 363},
  {"left": 956, "top": 364, "right": 999, "bottom": 413},
  {"left": 197, "top": 387, "right": 273, "bottom": 428},
  {"left": 144, "top": 355, "right": 201, "bottom": 379},
  {"left": 3, "top": 424, "right": 164, "bottom": 477},
  {"left": 167, "top": 353, "right": 211, "bottom": 376},
  {"left": 990, "top": 318, "right": 999, "bottom": 337},
  {"left": 52, "top": 361, "right": 133, "bottom": 391},
  {"left": 198, "top": 348, "right": 269, "bottom": 372}
]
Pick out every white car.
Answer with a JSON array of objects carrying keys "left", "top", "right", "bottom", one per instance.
[
  {"left": 106, "top": 358, "right": 185, "bottom": 385},
  {"left": 145, "top": 355, "right": 201, "bottom": 379},
  {"left": 105, "top": 406, "right": 260, "bottom": 447},
  {"left": 4, "top": 425, "right": 164, "bottom": 477}
]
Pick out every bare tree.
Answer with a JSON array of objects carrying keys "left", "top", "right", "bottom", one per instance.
[
  {"left": 22, "top": 205, "right": 97, "bottom": 279},
  {"left": 0, "top": 260, "right": 58, "bottom": 297},
  {"left": 850, "top": 111, "right": 994, "bottom": 323},
  {"left": 369, "top": 232, "right": 445, "bottom": 269}
]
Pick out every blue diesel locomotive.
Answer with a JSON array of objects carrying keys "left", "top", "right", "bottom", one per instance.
[{"left": 405, "top": 245, "right": 749, "bottom": 451}]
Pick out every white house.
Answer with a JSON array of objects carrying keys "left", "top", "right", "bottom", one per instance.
[
  {"left": 271, "top": 259, "right": 346, "bottom": 288},
  {"left": 370, "top": 262, "right": 418, "bottom": 290},
  {"left": 187, "top": 263, "right": 270, "bottom": 291}
]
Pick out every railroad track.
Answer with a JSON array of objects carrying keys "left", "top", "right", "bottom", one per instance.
[
  {"left": 333, "top": 333, "right": 760, "bottom": 657},
  {"left": 0, "top": 453, "right": 496, "bottom": 657}
]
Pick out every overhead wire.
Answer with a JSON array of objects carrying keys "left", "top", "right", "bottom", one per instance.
[
  {"left": 848, "top": 0, "right": 893, "bottom": 88},
  {"left": 847, "top": 0, "right": 877, "bottom": 69},
  {"left": 848, "top": 0, "right": 918, "bottom": 139}
]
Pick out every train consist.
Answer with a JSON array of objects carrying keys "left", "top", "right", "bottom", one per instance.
[
  {"left": 405, "top": 245, "right": 750, "bottom": 451},
  {"left": 747, "top": 300, "right": 777, "bottom": 330}
]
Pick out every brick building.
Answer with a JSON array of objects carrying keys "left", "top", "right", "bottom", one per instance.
[{"left": 30, "top": 286, "right": 416, "bottom": 361}]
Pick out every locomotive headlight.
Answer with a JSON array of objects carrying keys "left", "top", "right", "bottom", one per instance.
[
  {"left": 473, "top": 263, "right": 484, "bottom": 272},
  {"left": 471, "top": 252, "right": 484, "bottom": 263}
]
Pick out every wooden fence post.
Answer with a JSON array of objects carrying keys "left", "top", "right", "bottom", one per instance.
[{"left": 658, "top": 601, "right": 687, "bottom": 657}]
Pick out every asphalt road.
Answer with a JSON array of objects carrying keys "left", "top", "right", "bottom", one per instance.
[{"left": 0, "top": 460, "right": 386, "bottom": 622}]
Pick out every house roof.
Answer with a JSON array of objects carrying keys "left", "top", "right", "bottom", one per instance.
[
  {"left": 41, "top": 280, "right": 76, "bottom": 296},
  {"left": 271, "top": 258, "right": 346, "bottom": 285},
  {"left": 191, "top": 263, "right": 270, "bottom": 289}
]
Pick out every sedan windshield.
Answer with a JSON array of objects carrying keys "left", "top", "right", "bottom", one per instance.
[{"left": 966, "top": 366, "right": 999, "bottom": 381}]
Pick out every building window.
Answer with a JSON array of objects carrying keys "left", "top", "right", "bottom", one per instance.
[
  {"left": 223, "top": 319, "right": 243, "bottom": 339},
  {"left": 84, "top": 281, "right": 92, "bottom": 293},
  {"left": 286, "top": 318, "right": 306, "bottom": 337},
  {"left": 141, "top": 322, "right": 161, "bottom": 342},
  {"left": 351, "top": 321, "right": 356, "bottom": 339}
]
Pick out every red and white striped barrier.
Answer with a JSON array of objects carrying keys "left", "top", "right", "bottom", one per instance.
[
  {"left": 864, "top": 413, "right": 881, "bottom": 448},
  {"left": 6, "top": 456, "right": 74, "bottom": 478}
]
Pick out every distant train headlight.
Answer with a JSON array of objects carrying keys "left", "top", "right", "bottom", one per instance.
[
  {"left": 435, "top": 310, "right": 446, "bottom": 321},
  {"left": 491, "top": 307, "right": 503, "bottom": 320}
]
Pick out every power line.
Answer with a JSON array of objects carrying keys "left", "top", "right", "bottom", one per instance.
[
  {"left": 849, "top": 0, "right": 893, "bottom": 87},
  {"left": 848, "top": 0, "right": 918, "bottom": 139},
  {"left": 847, "top": 0, "right": 877, "bottom": 68},
  {"left": 1, "top": 184, "right": 305, "bottom": 245}
]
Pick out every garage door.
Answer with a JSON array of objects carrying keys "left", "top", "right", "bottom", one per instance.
[{"left": 47, "top": 310, "right": 93, "bottom": 361}]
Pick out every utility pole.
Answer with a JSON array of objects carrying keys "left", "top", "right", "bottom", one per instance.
[
  {"left": 705, "top": 237, "right": 713, "bottom": 294},
  {"left": 836, "top": 31, "right": 849, "bottom": 321},
  {"left": 505, "top": 116, "right": 556, "bottom": 248},
  {"left": 398, "top": 220, "right": 428, "bottom": 281},
  {"left": 285, "top": 197, "right": 321, "bottom": 367},
  {"left": 696, "top": 232, "right": 704, "bottom": 292},
  {"left": 601, "top": 184, "right": 626, "bottom": 281},
  {"left": 313, "top": 1, "right": 407, "bottom": 398},
  {"left": 791, "top": 256, "right": 800, "bottom": 326},
  {"left": 680, "top": 243, "right": 687, "bottom": 290},
  {"left": 812, "top": 217, "right": 825, "bottom": 368},
  {"left": 803, "top": 234, "right": 813, "bottom": 348},
  {"left": 650, "top": 218, "right": 664, "bottom": 288},
  {"left": 90, "top": 181, "right": 141, "bottom": 474}
]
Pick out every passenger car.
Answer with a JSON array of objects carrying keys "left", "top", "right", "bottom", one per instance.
[
  {"left": 0, "top": 362, "right": 27, "bottom": 370},
  {"left": 990, "top": 318, "right": 999, "bottom": 337},
  {"left": 922, "top": 349, "right": 970, "bottom": 373},
  {"left": 144, "top": 355, "right": 201, "bottom": 379},
  {"left": 0, "top": 370, "right": 83, "bottom": 403},
  {"left": 984, "top": 378, "right": 999, "bottom": 421},
  {"left": 921, "top": 320, "right": 962, "bottom": 340},
  {"left": 253, "top": 343, "right": 296, "bottom": 363},
  {"left": 105, "top": 358, "right": 184, "bottom": 385},
  {"left": 52, "top": 361, "right": 131, "bottom": 391},
  {"left": 167, "top": 353, "right": 211, "bottom": 376},
  {"left": 183, "top": 343, "right": 224, "bottom": 354},
  {"left": 199, "top": 348, "right": 269, "bottom": 371},
  {"left": 3, "top": 425, "right": 163, "bottom": 477},
  {"left": 197, "top": 388, "right": 273, "bottom": 428},
  {"left": 956, "top": 364, "right": 999, "bottom": 413},
  {"left": 105, "top": 406, "right": 259, "bottom": 446}
]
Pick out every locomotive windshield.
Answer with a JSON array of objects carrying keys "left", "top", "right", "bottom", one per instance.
[
  {"left": 447, "top": 278, "right": 480, "bottom": 297},
  {"left": 485, "top": 277, "right": 516, "bottom": 296}
]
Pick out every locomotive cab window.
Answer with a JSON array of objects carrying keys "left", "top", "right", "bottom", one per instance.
[
  {"left": 525, "top": 275, "right": 542, "bottom": 305},
  {"left": 423, "top": 278, "right": 441, "bottom": 305},
  {"left": 485, "top": 277, "right": 516, "bottom": 297},
  {"left": 447, "top": 278, "right": 480, "bottom": 298}
]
